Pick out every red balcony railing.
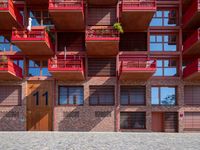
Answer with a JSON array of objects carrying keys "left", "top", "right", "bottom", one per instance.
[
  {"left": 49, "top": 0, "right": 83, "bottom": 10},
  {"left": 183, "top": 0, "right": 200, "bottom": 27},
  {"left": 122, "top": 0, "right": 156, "bottom": 11},
  {"left": 0, "top": 0, "right": 23, "bottom": 26},
  {"left": 86, "top": 26, "right": 119, "bottom": 41},
  {"left": 11, "top": 28, "right": 54, "bottom": 50},
  {"left": 0, "top": 60, "right": 23, "bottom": 79},
  {"left": 183, "top": 59, "right": 200, "bottom": 79},
  {"left": 183, "top": 29, "right": 200, "bottom": 53},
  {"left": 120, "top": 59, "right": 156, "bottom": 72},
  {"left": 48, "top": 58, "right": 84, "bottom": 72}
]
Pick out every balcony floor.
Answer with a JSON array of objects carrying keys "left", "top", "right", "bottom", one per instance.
[
  {"left": 184, "top": 12, "right": 200, "bottom": 29},
  {"left": 0, "top": 71, "right": 22, "bottom": 80},
  {"left": 50, "top": 71, "right": 84, "bottom": 81},
  {"left": 0, "top": 11, "right": 22, "bottom": 30},
  {"left": 184, "top": 71, "right": 200, "bottom": 80},
  {"left": 121, "top": 11, "right": 155, "bottom": 31},
  {"left": 12, "top": 41, "right": 54, "bottom": 55},
  {"left": 183, "top": 40, "right": 200, "bottom": 55},
  {"left": 120, "top": 71, "right": 155, "bottom": 80},
  {"left": 86, "top": 41, "right": 119, "bottom": 56},
  {"left": 49, "top": 11, "right": 84, "bottom": 31}
]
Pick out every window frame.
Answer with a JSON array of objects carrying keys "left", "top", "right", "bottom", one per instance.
[
  {"left": 58, "top": 86, "right": 84, "bottom": 106},
  {"left": 154, "top": 59, "right": 179, "bottom": 77},
  {"left": 151, "top": 86, "right": 177, "bottom": 106},
  {"left": 120, "top": 86, "right": 146, "bottom": 106}
]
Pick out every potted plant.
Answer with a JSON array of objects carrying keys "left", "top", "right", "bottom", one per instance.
[
  {"left": 0, "top": 55, "right": 8, "bottom": 68},
  {"left": 113, "top": 22, "right": 124, "bottom": 33}
]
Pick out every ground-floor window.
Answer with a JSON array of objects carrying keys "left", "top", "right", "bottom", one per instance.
[
  {"left": 58, "top": 86, "right": 84, "bottom": 105},
  {"left": 184, "top": 112, "right": 200, "bottom": 131},
  {"left": 120, "top": 112, "right": 146, "bottom": 129}
]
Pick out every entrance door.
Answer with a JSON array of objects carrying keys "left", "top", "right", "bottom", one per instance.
[
  {"left": 27, "top": 81, "right": 53, "bottom": 131},
  {"left": 152, "top": 112, "right": 164, "bottom": 132}
]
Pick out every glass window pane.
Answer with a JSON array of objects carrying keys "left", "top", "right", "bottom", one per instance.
[
  {"left": 28, "top": 68, "right": 40, "bottom": 76},
  {"left": 150, "top": 18, "right": 162, "bottom": 26},
  {"left": 151, "top": 87, "right": 159, "bottom": 105},
  {"left": 160, "top": 87, "right": 176, "bottom": 105},
  {"left": 164, "top": 68, "right": 177, "bottom": 76},
  {"left": 150, "top": 43, "right": 162, "bottom": 51},
  {"left": 42, "top": 68, "right": 51, "bottom": 76}
]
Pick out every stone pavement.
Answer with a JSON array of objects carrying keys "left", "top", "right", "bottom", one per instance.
[{"left": 0, "top": 132, "right": 199, "bottom": 150}]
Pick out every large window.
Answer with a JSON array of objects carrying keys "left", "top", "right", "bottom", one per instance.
[
  {"left": 120, "top": 112, "right": 146, "bottom": 129},
  {"left": 29, "top": 10, "right": 53, "bottom": 26},
  {"left": 184, "top": 86, "right": 200, "bottom": 105},
  {"left": 150, "top": 9, "right": 178, "bottom": 27},
  {"left": 120, "top": 86, "right": 145, "bottom": 105},
  {"left": 89, "top": 86, "right": 114, "bottom": 105},
  {"left": 154, "top": 59, "right": 178, "bottom": 76},
  {"left": 58, "top": 86, "right": 84, "bottom": 105},
  {"left": 151, "top": 87, "right": 176, "bottom": 105},
  {"left": 0, "top": 36, "right": 21, "bottom": 52},
  {"left": 28, "top": 60, "right": 51, "bottom": 76},
  {"left": 150, "top": 34, "right": 177, "bottom": 52}
]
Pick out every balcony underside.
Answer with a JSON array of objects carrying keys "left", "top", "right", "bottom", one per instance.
[
  {"left": 0, "top": 71, "right": 22, "bottom": 80},
  {"left": 184, "top": 71, "right": 200, "bottom": 80},
  {"left": 183, "top": 40, "right": 200, "bottom": 55},
  {"left": 87, "top": 0, "right": 117, "bottom": 5},
  {"left": 121, "top": 11, "right": 155, "bottom": 31},
  {"left": 26, "top": 0, "right": 48, "bottom": 5},
  {"left": 184, "top": 12, "right": 200, "bottom": 29},
  {"left": 0, "top": 11, "right": 22, "bottom": 30},
  {"left": 50, "top": 71, "right": 84, "bottom": 80},
  {"left": 120, "top": 71, "right": 155, "bottom": 80},
  {"left": 86, "top": 41, "right": 119, "bottom": 56},
  {"left": 49, "top": 11, "right": 84, "bottom": 31},
  {"left": 12, "top": 41, "right": 54, "bottom": 55}
]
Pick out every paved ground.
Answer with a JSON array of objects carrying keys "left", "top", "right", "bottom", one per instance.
[{"left": 0, "top": 132, "right": 199, "bottom": 150}]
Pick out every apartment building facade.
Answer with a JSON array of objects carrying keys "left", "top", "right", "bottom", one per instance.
[{"left": 0, "top": 0, "right": 199, "bottom": 132}]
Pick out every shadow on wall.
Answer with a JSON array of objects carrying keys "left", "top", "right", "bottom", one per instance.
[
  {"left": 0, "top": 84, "right": 26, "bottom": 131},
  {"left": 57, "top": 78, "right": 116, "bottom": 131}
]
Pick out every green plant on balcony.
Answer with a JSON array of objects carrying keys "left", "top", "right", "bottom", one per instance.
[
  {"left": 113, "top": 22, "right": 124, "bottom": 33},
  {"left": 45, "top": 27, "right": 56, "bottom": 44}
]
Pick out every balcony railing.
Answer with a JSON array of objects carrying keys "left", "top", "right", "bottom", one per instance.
[
  {"left": 183, "top": 0, "right": 200, "bottom": 26},
  {"left": 49, "top": 0, "right": 83, "bottom": 10},
  {"left": 0, "top": 0, "right": 23, "bottom": 26},
  {"left": 183, "top": 59, "right": 200, "bottom": 79},
  {"left": 12, "top": 28, "right": 54, "bottom": 50},
  {"left": 183, "top": 29, "right": 200, "bottom": 53},
  {"left": 120, "top": 59, "right": 156, "bottom": 72},
  {"left": 86, "top": 26, "right": 119, "bottom": 41},
  {"left": 0, "top": 60, "right": 23, "bottom": 79},
  {"left": 122, "top": 0, "right": 156, "bottom": 10},
  {"left": 48, "top": 58, "right": 83, "bottom": 72}
]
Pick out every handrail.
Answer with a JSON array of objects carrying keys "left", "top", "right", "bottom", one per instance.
[
  {"left": 183, "top": 59, "right": 199, "bottom": 78},
  {"left": 0, "top": 60, "right": 23, "bottom": 78},
  {"left": 86, "top": 26, "right": 119, "bottom": 40},
  {"left": 48, "top": 58, "right": 83, "bottom": 71},
  {"left": 183, "top": 29, "right": 200, "bottom": 52},
  {"left": 122, "top": 0, "right": 156, "bottom": 10},
  {"left": 49, "top": 0, "right": 83, "bottom": 9},
  {"left": 120, "top": 59, "right": 156, "bottom": 72}
]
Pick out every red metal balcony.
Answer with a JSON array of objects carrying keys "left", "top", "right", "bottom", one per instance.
[
  {"left": 183, "top": 59, "right": 200, "bottom": 80},
  {"left": 0, "top": 60, "right": 22, "bottom": 80},
  {"left": 183, "top": 29, "right": 200, "bottom": 55},
  {"left": 121, "top": 0, "right": 156, "bottom": 31},
  {"left": 119, "top": 59, "right": 156, "bottom": 80},
  {"left": 49, "top": 0, "right": 84, "bottom": 30},
  {"left": 86, "top": 26, "right": 119, "bottom": 56},
  {"left": 183, "top": 0, "right": 200, "bottom": 29},
  {"left": 0, "top": 0, "right": 23, "bottom": 30},
  {"left": 48, "top": 57, "right": 84, "bottom": 80},
  {"left": 87, "top": 0, "right": 118, "bottom": 5},
  {"left": 11, "top": 27, "right": 54, "bottom": 55}
]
